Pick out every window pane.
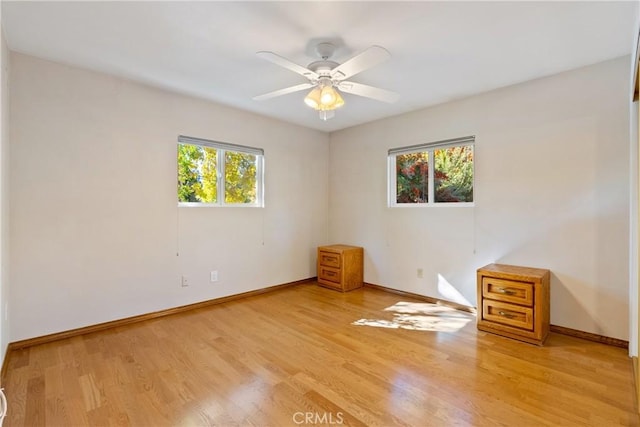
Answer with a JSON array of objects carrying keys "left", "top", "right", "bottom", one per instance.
[
  {"left": 434, "top": 145, "right": 473, "bottom": 203},
  {"left": 177, "top": 143, "right": 217, "bottom": 203},
  {"left": 396, "top": 152, "right": 429, "bottom": 203},
  {"left": 225, "top": 151, "right": 257, "bottom": 204}
]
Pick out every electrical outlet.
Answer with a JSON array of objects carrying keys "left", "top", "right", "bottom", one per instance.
[
  {"left": 417, "top": 268, "right": 424, "bottom": 279},
  {"left": 210, "top": 271, "right": 218, "bottom": 282},
  {"left": 181, "top": 275, "right": 189, "bottom": 287}
]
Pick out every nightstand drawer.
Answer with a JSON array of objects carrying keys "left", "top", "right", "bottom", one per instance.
[
  {"left": 482, "top": 277, "right": 533, "bottom": 306},
  {"left": 477, "top": 263, "right": 550, "bottom": 345},
  {"left": 318, "top": 265, "right": 341, "bottom": 284},
  {"left": 318, "top": 251, "right": 341, "bottom": 268},
  {"left": 482, "top": 300, "right": 533, "bottom": 331},
  {"left": 317, "top": 245, "right": 363, "bottom": 292}
]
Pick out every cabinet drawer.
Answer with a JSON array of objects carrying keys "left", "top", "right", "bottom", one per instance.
[
  {"left": 482, "top": 300, "right": 533, "bottom": 331},
  {"left": 482, "top": 277, "right": 533, "bottom": 306},
  {"left": 318, "top": 251, "right": 341, "bottom": 268},
  {"left": 318, "top": 265, "right": 341, "bottom": 284}
]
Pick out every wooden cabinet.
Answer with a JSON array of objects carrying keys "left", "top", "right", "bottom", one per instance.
[
  {"left": 317, "top": 245, "right": 364, "bottom": 292},
  {"left": 477, "top": 263, "right": 550, "bottom": 345}
]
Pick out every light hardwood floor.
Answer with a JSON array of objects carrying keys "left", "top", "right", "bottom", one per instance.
[{"left": 2, "top": 283, "right": 638, "bottom": 426}]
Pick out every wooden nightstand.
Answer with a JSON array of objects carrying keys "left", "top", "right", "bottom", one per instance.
[
  {"left": 317, "top": 245, "right": 363, "bottom": 292},
  {"left": 477, "top": 263, "right": 550, "bottom": 345}
]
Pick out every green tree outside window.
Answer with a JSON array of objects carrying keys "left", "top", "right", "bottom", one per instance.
[
  {"left": 394, "top": 144, "right": 473, "bottom": 204},
  {"left": 178, "top": 142, "right": 261, "bottom": 205}
]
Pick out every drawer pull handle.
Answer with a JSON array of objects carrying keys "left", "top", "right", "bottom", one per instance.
[
  {"left": 496, "top": 287, "right": 515, "bottom": 295},
  {"left": 498, "top": 310, "right": 514, "bottom": 318},
  {"left": 326, "top": 271, "right": 336, "bottom": 276}
]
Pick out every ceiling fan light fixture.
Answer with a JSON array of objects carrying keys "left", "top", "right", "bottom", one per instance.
[
  {"left": 320, "top": 86, "right": 337, "bottom": 105},
  {"left": 319, "top": 110, "right": 335, "bottom": 121},
  {"left": 331, "top": 90, "right": 344, "bottom": 109},
  {"left": 303, "top": 87, "right": 322, "bottom": 109},
  {"left": 305, "top": 85, "right": 344, "bottom": 116}
]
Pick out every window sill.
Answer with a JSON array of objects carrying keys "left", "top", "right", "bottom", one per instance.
[
  {"left": 178, "top": 203, "right": 264, "bottom": 208},
  {"left": 388, "top": 202, "right": 475, "bottom": 208}
]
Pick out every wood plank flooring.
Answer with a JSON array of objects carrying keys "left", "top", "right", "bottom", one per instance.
[{"left": 2, "top": 283, "right": 638, "bottom": 426}]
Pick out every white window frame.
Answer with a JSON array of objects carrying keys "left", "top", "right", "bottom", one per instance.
[
  {"left": 178, "top": 135, "right": 264, "bottom": 207},
  {"left": 388, "top": 136, "right": 475, "bottom": 207}
]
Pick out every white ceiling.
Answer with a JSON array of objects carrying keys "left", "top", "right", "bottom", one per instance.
[{"left": 2, "top": 1, "right": 638, "bottom": 132}]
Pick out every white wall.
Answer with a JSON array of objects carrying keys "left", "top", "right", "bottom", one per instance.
[
  {"left": 0, "top": 9, "right": 10, "bottom": 364},
  {"left": 7, "top": 50, "right": 633, "bottom": 342},
  {"left": 330, "top": 57, "right": 631, "bottom": 340},
  {"left": 9, "top": 53, "right": 329, "bottom": 341}
]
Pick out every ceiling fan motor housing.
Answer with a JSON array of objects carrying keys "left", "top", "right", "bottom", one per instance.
[
  {"left": 307, "top": 60, "right": 340, "bottom": 76},
  {"left": 308, "top": 43, "right": 340, "bottom": 80}
]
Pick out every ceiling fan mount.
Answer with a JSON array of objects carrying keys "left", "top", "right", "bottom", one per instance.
[
  {"left": 307, "top": 43, "right": 341, "bottom": 77},
  {"left": 253, "top": 41, "right": 399, "bottom": 120},
  {"left": 315, "top": 42, "right": 336, "bottom": 60}
]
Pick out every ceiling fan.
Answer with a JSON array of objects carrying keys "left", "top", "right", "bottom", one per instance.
[{"left": 253, "top": 42, "right": 399, "bottom": 121}]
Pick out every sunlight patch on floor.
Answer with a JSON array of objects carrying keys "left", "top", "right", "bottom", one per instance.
[{"left": 352, "top": 301, "right": 475, "bottom": 332}]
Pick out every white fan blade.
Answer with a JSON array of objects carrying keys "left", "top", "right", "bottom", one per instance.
[
  {"left": 253, "top": 83, "right": 314, "bottom": 101},
  {"left": 256, "top": 51, "right": 319, "bottom": 80},
  {"left": 338, "top": 81, "right": 399, "bottom": 103},
  {"left": 331, "top": 46, "right": 391, "bottom": 80}
]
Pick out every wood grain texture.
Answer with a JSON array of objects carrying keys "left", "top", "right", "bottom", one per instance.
[
  {"left": 550, "top": 324, "right": 629, "bottom": 349},
  {"left": 2, "top": 284, "right": 638, "bottom": 426},
  {"left": 477, "top": 263, "right": 550, "bottom": 345},
  {"left": 365, "top": 282, "right": 628, "bottom": 348},
  {"left": 7, "top": 278, "right": 315, "bottom": 351},
  {"left": 364, "top": 282, "right": 477, "bottom": 314},
  {"left": 317, "top": 245, "right": 363, "bottom": 292},
  {"left": 635, "top": 357, "right": 640, "bottom": 415}
]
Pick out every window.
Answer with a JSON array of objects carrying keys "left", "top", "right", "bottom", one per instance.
[
  {"left": 177, "top": 135, "right": 264, "bottom": 206},
  {"left": 388, "top": 136, "right": 474, "bottom": 206}
]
